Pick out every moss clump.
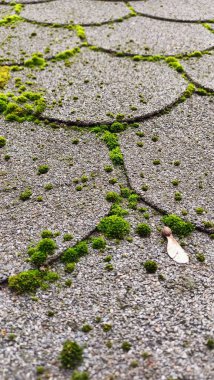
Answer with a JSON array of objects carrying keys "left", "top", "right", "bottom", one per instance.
[
  {"left": 0, "top": 136, "right": 6, "bottom": 147},
  {"left": 54, "top": 47, "right": 80, "bottom": 61},
  {"left": 92, "top": 237, "right": 106, "bottom": 250},
  {"left": 165, "top": 57, "right": 184, "bottom": 73},
  {"left": 109, "top": 147, "right": 124, "bottom": 165},
  {"left": 0, "top": 15, "right": 21, "bottom": 27},
  {"left": 59, "top": 340, "right": 83, "bottom": 369},
  {"left": 65, "top": 263, "right": 76, "bottom": 273},
  {"left": 121, "top": 341, "right": 132, "bottom": 352},
  {"left": 41, "top": 230, "right": 54, "bottom": 238},
  {"left": 81, "top": 324, "right": 93, "bottom": 333},
  {"left": 19, "top": 188, "right": 32, "bottom": 201},
  {"left": 109, "top": 121, "right": 127, "bottom": 133},
  {"left": 105, "top": 263, "right": 114, "bottom": 271},
  {"left": 136, "top": 223, "right": 151, "bottom": 237},
  {"left": 206, "top": 338, "right": 214, "bottom": 350},
  {"left": 128, "top": 193, "right": 139, "bottom": 210},
  {"left": 109, "top": 204, "right": 129, "bottom": 217},
  {"left": 24, "top": 53, "right": 47, "bottom": 69},
  {"left": 37, "top": 238, "right": 57, "bottom": 254},
  {"left": 37, "top": 165, "right": 49, "bottom": 175},
  {"left": 105, "top": 191, "right": 120, "bottom": 203},
  {"left": 162, "top": 214, "right": 195, "bottom": 237},
  {"left": 102, "top": 324, "right": 112, "bottom": 332},
  {"left": 63, "top": 233, "right": 73, "bottom": 241},
  {"left": 144, "top": 260, "right": 158, "bottom": 273},
  {"left": 14, "top": 4, "right": 23, "bottom": 14},
  {"left": 174, "top": 191, "right": 182, "bottom": 201},
  {"left": 104, "top": 165, "right": 113, "bottom": 173},
  {"left": 30, "top": 250, "right": 47, "bottom": 266},
  {"left": 120, "top": 187, "right": 131, "bottom": 198},
  {"left": 196, "top": 253, "right": 205, "bottom": 263},
  {"left": 195, "top": 207, "right": 204, "bottom": 215},
  {"left": 0, "top": 67, "right": 10, "bottom": 89},
  {"left": 180, "top": 84, "right": 195, "bottom": 102},
  {"left": 36, "top": 366, "right": 45, "bottom": 375},
  {"left": 8, "top": 269, "right": 59, "bottom": 293},
  {"left": 73, "top": 25, "right": 86, "bottom": 40},
  {"left": 61, "top": 241, "right": 88, "bottom": 263},
  {"left": 102, "top": 131, "right": 119, "bottom": 150},
  {"left": 71, "top": 371, "right": 89, "bottom": 380},
  {"left": 98, "top": 215, "right": 130, "bottom": 239},
  {"left": 44, "top": 183, "right": 53, "bottom": 191}
]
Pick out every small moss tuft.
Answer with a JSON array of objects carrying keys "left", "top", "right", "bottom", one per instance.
[
  {"left": 41, "top": 230, "right": 53, "bottom": 238},
  {"left": 37, "top": 165, "right": 49, "bottom": 175},
  {"left": 144, "top": 260, "right": 158, "bottom": 273},
  {"left": 121, "top": 341, "right": 132, "bottom": 352},
  {"left": 0, "top": 136, "right": 6, "bottom": 147},
  {"left": 136, "top": 223, "right": 151, "bottom": 237},
  {"left": 196, "top": 253, "right": 205, "bottom": 263},
  {"left": 105, "top": 191, "right": 120, "bottom": 203},
  {"left": 63, "top": 233, "right": 74, "bottom": 241},
  {"left": 81, "top": 324, "right": 93, "bottom": 333},
  {"left": 162, "top": 214, "right": 195, "bottom": 237},
  {"left": 92, "top": 237, "right": 106, "bottom": 250},
  {"left": 71, "top": 371, "right": 89, "bottom": 380},
  {"left": 59, "top": 340, "right": 83, "bottom": 369},
  {"left": 109, "top": 147, "right": 124, "bottom": 165},
  {"left": 19, "top": 188, "right": 32, "bottom": 201},
  {"left": 206, "top": 338, "right": 214, "bottom": 350},
  {"left": 65, "top": 263, "right": 76, "bottom": 273},
  {"left": 98, "top": 215, "right": 130, "bottom": 239}
]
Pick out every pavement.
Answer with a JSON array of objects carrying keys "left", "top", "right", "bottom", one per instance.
[{"left": 0, "top": 1, "right": 213, "bottom": 379}]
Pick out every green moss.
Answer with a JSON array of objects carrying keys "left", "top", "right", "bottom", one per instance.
[
  {"left": 59, "top": 340, "right": 83, "bottom": 369},
  {"left": 102, "top": 131, "right": 119, "bottom": 150},
  {"left": 30, "top": 250, "right": 47, "bottom": 267},
  {"left": 132, "top": 55, "right": 163, "bottom": 62},
  {"left": 104, "top": 165, "right": 113, "bottom": 173},
  {"left": 165, "top": 57, "right": 184, "bottom": 73},
  {"left": 63, "top": 233, "right": 73, "bottom": 241},
  {"left": 71, "top": 371, "right": 89, "bottom": 380},
  {"left": 105, "top": 191, "right": 121, "bottom": 203},
  {"left": 130, "top": 360, "right": 139, "bottom": 368},
  {"left": 0, "top": 14, "right": 21, "bottom": 27},
  {"left": 37, "top": 196, "right": 43, "bottom": 202},
  {"left": 109, "top": 147, "right": 124, "bottom": 165},
  {"left": 153, "top": 159, "right": 160, "bottom": 165},
  {"left": 144, "top": 260, "right": 158, "bottom": 273},
  {"left": 98, "top": 215, "right": 130, "bottom": 239},
  {"left": 121, "top": 341, "right": 132, "bottom": 352},
  {"left": 103, "top": 255, "right": 112, "bottom": 263},
  {"left": 180, "top": 84, "right": 195, "bottom": 102},
  {"left": 75, "top": 241, "right": 88, "bottom": 256},
  {"left": 137, "top": 141, "right": 144, "bottom": 147},
  {"left": 65, "top": 263, "right": 76, "bottom": 273},
  {"left": 128, "top": 193, "right": 139, "bottom": 209},
  {"left": 19, "top": 188, "right": 32, "bottom": 201},
  {"left": 104, "top": 263, "right": 114, "bottom": 271},
  {"left": 206, "top": 338, "right": 214, "bottom": 349},
  {"left": 120, "top": 187, "right": 131, "bottom": 198},
  {"left": 202, "top": 23, "right": 214, "bottom": 34},
  {"left": 195, "top": 207, "right": 204, "bottom": 215},
  {"left": 36, "top": 366, "right": 45, "bottom": 375},
  {"left": 171, "top": 179, "right": 180, "bottom": 186},
  {"left": 141, "top": 184, "right": 149, "bottom": 191},
  {"left": 151, "top": 135, "right": 159, "bottom": 142},
  {"left": 102, "top": 324, "right": 112, "bottom": 332},
  {"left": 44, "top": 183, "right": 53, "bottom": 191},
  {"left": 196, "top": 253, "right": 205, "bottom": 263},
  {"left": 37, "top": 165, "right": 49, "bottom": 175},
  {"left": 81, "top": 324, "right": 93, "bottom": 333},
  {"left": 24, "top": 53, "right": 47, "bottom": 69},
  {"left": 136, "top": 223, "right": 151, "bottom": 237},
  {"left": 73, "top": 25, "right": 86, "bottom": 40},
  {"left": 8, "top": 269, "right": 58, "bottom": 293},
  {"left": 109, "top": 177, "right": 117, "bottom": 185},
  {"left": 0, "top": 136, "right": 6, "bottom": 147},
  {"left": 203, "top": 221, "right": 214, "bottom": 229},
  {"left": 76, "top": 185, "right": 83, "bottom": 191},
  {"left": 109, "top": 204, "right": 129, "bottom": 217},
  {"left": 162, "top": 214, "right": 195, "bottom": 237},
  {"left": 92, "top": 237, "right": 106, "bottom": 250},
  {"left": 109, "top": 121, "right": 127, "bottom": 133},
  {"left": 37, "top": 238, "right": 57, "bottom": 254},
  {"left": 0, "top": 67, "right": 10, "bottom": 88},
  {"left": 54, "top": 47, "right": 80, "bottom": 61},
  {"left": 41, "top": 230, "right": 54, "bottom": 238},
  {"left": 61, "top": 241, "right": 88, "bottom": 263},
  {"left": 14, "top": 4, "right": 23, "bottom": 15},
  {"left": 174, "top": 191, "right": 182, "bottom": 201}
]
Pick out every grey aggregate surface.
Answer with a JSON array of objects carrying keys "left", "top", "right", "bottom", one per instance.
[
  {"left": 0, "top": 22, "right": 80, "bottom": 64},
  {"left": 3, "top": 49, "right": 187, "bottom": 123},
  {"left": 131, "top": 0, "right": 214, "bottom": 22},
  {"left": 0, "top": 206, "right": 213, "bottom": 380},
  {"left": 21, "top": 0, "right": 130, "bottom": 25},
  {"left": 0, "top": 120, "right": 117, "bottom": 275},
  {"left": 120, "top": 95, "right": 214, "bottom": 229},
  {"left": 0, "top": 0, "right": 214, "bottom": 379},
  {"left": 182, "top": 53, "right": 214, "bottom": 91},
  {"left": 86, "top": 17, "right": 214, "bottom": 56}
]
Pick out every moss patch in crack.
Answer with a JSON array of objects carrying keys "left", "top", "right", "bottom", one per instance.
[
  {"left": 59, "top": 340, "right": 84, "bottom": 369},
  {"left": 72, "top": 25, "right": 86, "bottom": 40},
  {"left": 8, "top": 269, "right": 59, "bottom": 293},
  {"left": 0, "top": 91, "right": 46, "bottom": 122},
  {"left": 24, "top": 53, "right": 47, "bottom": 69},
  {"left": 165, "top": 57, "right": 184, "bottom": 73},
  {"left": 53, "top": 47, "right": 80, "bottom": 61},
  {"left": 0, "top": 14, "right": 21, "bottom": 27},
  {"left": 109, "top": 146, "right": 124, "bottom": 165},
  {"left": 98, "top": 215, "right": 130, "bottom": 239},
  {"left": 0, "top": 67, "right": 10, "bottom": 89},
  {"left": 14, "top": 4, "right": 23, "bottom": 15},
  {"left": 162, "top": 214, "right": 195, "bottom": 238},
  {"left": 61, "top": 241, "right": 88, "bottom": 264}
]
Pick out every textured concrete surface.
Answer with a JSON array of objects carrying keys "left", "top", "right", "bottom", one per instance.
[
  {"left": 132, "top": 0, "right": 214, "bottom": 22},
  {"left": 0, "top": 1, "right": 213, "bottom": 379},
  {"left": 86, "top": 17, "right": 214, "bottom": 56}
]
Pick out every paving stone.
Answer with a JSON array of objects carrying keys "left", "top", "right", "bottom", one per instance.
[
  {"left": 0, "top": 205, "right": 213, "bottom": 379},
  {"left": 131, "top": 0, "right": 214, "bottom": 22},
  {"left": 182, "top": 53, "right": 214, "bottom": 91},
  {"left": 3, "top": 48, "right": 187, "bottom": 123},
  {"left": 86, "top": 17, "right": 214, "bottom": 56},
  {"left": 0, "top": 119, "right": 118, "bottom": 274},
  {"left": 0, "top": 5, "right": 15, "bottom": 17},
  {"left": 0, "top": 22, "right": 80, "bottom": 64},
  {"left": 120, "top": 95, "right": 214, "bottom": 229},
  {"left": 21, "top": 0, "right": 130, "bottom": 25},
  {"left": 2, "top": 0, "right": 56, "bottom": 3}
]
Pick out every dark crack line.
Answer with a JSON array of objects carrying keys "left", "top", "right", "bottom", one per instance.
[{"left": 134, "top": 12, "right": 214, "bottom": 24}]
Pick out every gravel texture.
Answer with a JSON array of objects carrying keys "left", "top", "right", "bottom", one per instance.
[
  {"left": 0, "top": 0, "right": 213, "bottom": 379},
  {"left": 131, "top": 0, "right": 214, "bottom": 22},
  {"left": 21, "top": 0, "right": 130, "bottom": 25},
  {"left": 86, "top": 17, "right": 214, "bottom": 56},
  {"left": 0, "top": 119, "right": 118, "bottom": 275},
  {"left": 182, "top": 53, "right": 214, "bottom": 91},
  {"left": 120, "top": 95, "right": 214, "bottom": 229},
  {"left": 0, "top": 22, "right": 80, "bottom": 64}
]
